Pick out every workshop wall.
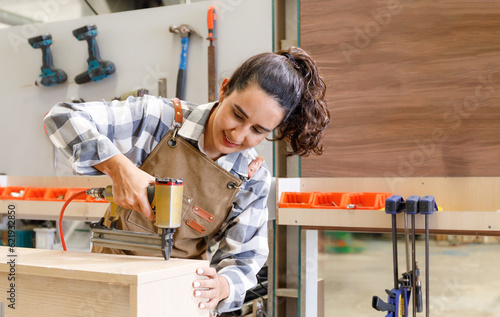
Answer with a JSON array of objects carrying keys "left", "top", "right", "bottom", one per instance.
[
  {"left": 0, "top": 0, "right": 273, "bottom": 176},
  {"left": 300, "top": 0, "right": 500, "bottom": 177}
]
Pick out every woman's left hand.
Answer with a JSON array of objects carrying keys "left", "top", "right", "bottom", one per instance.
[{"left": 192, "top": 267, "right": 230, "bottom": 310}]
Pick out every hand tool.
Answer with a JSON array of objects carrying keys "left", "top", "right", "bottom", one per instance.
[
  {"left": 158, "top": 78, "right": 167, "bottom": 97},
  {"left": 372, "top": 195, "right": 411, "bottom": 317},
  {"left": 72, "top": 24, "right": 116, "bottom": 84},
  {"left": 418, "top": 195, "right": 437, "bottom": 317},
  {"left": 169, "top": 24, "right": 201, "bottom": 100},
  {"left": 405, "top": 195, "right": 423, "bottom": 315},
  {"left": 28, "top": 34, "right": 67, "bottom": 87},
  {"left": 207, "top": 6, "right": 217, "bottom": 102},
  {"left": 87, "top": 178, "right": 183, "bottom": 260}
]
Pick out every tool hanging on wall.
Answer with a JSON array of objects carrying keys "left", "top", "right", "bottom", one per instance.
[
  {"left": 169, "top": 24, "right": 201, "bottom": 100},
  {"left": 72, "top": 24, "right": 116, "bottom": 84},
  {"left": 372, "top": 195, "right": 437, "bottom": 317},
  {"left": 207, "top": 6, "right": 217, "bottom": 102},
  {"left": 28, "top": 34, "right": 67, "bottom": 87}
]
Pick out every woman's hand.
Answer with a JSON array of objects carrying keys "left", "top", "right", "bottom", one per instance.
[
  {"left": 192, "top": 267, "right": 230, "bottom": 310},
  {"left": 94, "top": 154, "right": 156, "bottom": 220}
]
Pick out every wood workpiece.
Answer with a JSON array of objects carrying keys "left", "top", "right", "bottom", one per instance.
[{"left": 0, "top": 247, "right": 209, "bottom": 316}]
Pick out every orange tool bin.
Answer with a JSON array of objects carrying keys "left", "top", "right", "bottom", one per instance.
[
  {"left": 65, "top": 188, "right": 88, "bottom": 202},
  {"left": 43, "top": 188, "right": 69, "bottom": 201},
  {"left": 312, "top": 192, "right": 350, "bottom": 209},
  {"left": 279, "top": 192, "right": 315, "bottom": 208},
  {"left": 0, "top": 186, "right": 27, "bottom": 200},
  {"left": 87, "top": 194, "right": 107, "bottom": 203},
  {"left": 25, "top": 187, "right": 48, "bottom": 200},
  {"left": 347, "top": 192, "right": 392, "bottom": 210}
]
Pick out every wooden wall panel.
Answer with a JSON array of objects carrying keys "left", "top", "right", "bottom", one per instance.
[{"left": 300, "top": 0, "right": 500, "bottom": 177}]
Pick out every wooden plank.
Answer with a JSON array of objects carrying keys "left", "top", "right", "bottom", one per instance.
[
  {"left": 276, "top": 177, "right": 500, "bottom": 234},
  {"left": 300, "top": 0, "right": 500, "bottom": 177},
  {"left": 0, "top": 200, "right": 107, "bottom": 221},
  {"left": 0, "top": 247, "right": 209, "bottom": 316},
  {"left": 277, "top": 208, "right": 500, "bottom": 235}
]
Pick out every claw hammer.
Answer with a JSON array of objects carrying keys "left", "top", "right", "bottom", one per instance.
[{"left": 169, "top": 24, "right": 201, "bottom": 100}]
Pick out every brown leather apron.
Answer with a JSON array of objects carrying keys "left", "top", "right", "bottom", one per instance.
[{"left": 92, "top": 99, "right": 243, "bottom": 259}]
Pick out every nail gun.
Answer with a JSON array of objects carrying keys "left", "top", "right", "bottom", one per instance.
[{"left": 87, "top": 178, "right": 183, "bottom": 260}]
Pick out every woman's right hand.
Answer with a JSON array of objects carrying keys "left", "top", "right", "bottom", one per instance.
[{"left": 94, "top": 154, "right": 156, "bottom": 221}]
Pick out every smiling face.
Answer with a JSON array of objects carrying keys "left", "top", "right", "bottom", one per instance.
[{"left": 204, "top": 79, "right": 286, "bottom": 160}]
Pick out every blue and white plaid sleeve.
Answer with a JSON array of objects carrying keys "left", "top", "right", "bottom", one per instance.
[
  {"left": 210, "top": 164, "right": 271, "bottom": 313},
  {"left": 43, "top": 96, "right": 174, "bottom": 174}
]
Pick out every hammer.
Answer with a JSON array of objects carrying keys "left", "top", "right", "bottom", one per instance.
[{"left": 169, "top": 24, "right": 201, "bottom": 100}]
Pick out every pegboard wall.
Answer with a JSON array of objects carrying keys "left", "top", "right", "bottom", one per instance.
[{"left": 0, "top": 0, "right": 273, "bottom": 176}]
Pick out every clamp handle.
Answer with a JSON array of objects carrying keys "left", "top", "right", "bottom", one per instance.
[
  {"left": 372, "top": 295, "right": 395, "bottom": 312},
  {"left": 419, "top": 195, "right": 438, "bottom": 215},
  {"left": 385, "top": 195, "right": 405, "bottom": 214},
  {"left": 405, "top": 195, "right": 420, "bottom": 215}
]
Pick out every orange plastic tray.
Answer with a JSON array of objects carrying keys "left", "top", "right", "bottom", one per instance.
[
  {"left": 347, "top": 192, "right": 392, "bottom": 210},
  {"left": 86, "top": 194, "right": 107, "bottom": 203},
  {"left": 44, "top": 188, "right": 69, "bottom": 201},
  {"left": 25, "top": 187, "right": 48, "bottom": 201},
  {"left": 279, "top": 192, "right": 315, "bottom": 208},
  {"left": 0, "top": 186, "right": 27, "bottom": 200},
  {"left": 312, "top": 192, "right": 350, "bottom": 209},
  {"left": 65, "top": 188, "right": 89, "bottom": 202}
]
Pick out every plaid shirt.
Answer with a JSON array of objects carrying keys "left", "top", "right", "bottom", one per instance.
[{"left": 43, "top": 95, "right": 270, "bottom": 313}]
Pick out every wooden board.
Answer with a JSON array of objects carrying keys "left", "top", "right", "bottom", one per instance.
[
  {"left": 300, "top": 0, "right": 500, "bottom": 177},
  {"left": 276, "top": 177, "right": 500, "bottom": 235},
  {"left": 0, "top": 247, "right": 209, "bottom": 316}
]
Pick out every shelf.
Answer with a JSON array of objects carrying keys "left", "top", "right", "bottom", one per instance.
[
  {"left": 276, "top": 177, "right": 500, "bottom": 236},
  {"left": 0, "top": 200, "right": 107, "bottom": 221},
  {"left": 277, "top": 208, "right": 500, "bottom": 236}
]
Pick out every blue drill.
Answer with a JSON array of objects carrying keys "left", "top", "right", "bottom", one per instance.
[
  {"left": 72, "top": 24, "right": 115, "bottom": 84},
  {"left": 28, "top": 34, "right": 67, "bottom": 87}
]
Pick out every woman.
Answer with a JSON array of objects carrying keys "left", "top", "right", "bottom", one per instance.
[{"left": 44, "top": 46, "right": 330, "bottom": 315}]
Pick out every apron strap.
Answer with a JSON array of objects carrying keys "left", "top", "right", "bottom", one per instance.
[
  {"left": 168, "top": 98, "right": 183, "bottom": 147},
  {"left": 172, "top": 98, "right": 183, "bottom": 127}
]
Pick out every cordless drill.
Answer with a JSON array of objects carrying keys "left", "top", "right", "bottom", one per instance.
[
  {"left": 72, "top": 24, "right": 116, "bottom": 84},
  {"left": 28, "top": 34, "right": 67, "bottom": 87},
  {"left": 87, "top": 178, "right": 183, "bottom": 260}
]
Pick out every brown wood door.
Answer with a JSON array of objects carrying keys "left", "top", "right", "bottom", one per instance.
[{"left": 300, "top": 0, "right": 500, "bottom": 177}]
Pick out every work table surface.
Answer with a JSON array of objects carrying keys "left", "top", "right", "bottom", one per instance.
[{"left": 0, "top": 247, "right": 209, "bottom": 316}]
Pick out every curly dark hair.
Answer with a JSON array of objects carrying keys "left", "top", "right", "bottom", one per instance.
[{"left": 223, "top": 46, "right": 330, "bottom": 156}]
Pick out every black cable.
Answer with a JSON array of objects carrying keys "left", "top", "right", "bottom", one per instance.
[{"left": 84, "top": 0, "right": 99, "bottom": 15}]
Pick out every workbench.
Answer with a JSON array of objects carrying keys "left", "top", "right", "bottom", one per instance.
[{"left": 0, "top": 247, "right": 209, "bottom": 316}]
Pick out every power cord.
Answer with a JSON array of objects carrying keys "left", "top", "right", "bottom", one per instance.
[{"left": 58, "top": 189, "right": 88, "bottom": 251}]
